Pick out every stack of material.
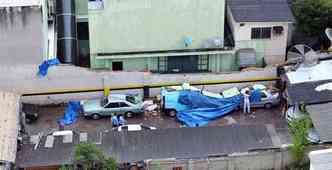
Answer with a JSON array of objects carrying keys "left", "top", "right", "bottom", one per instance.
[{"left": 0, "top": 92, "right": 20, "bottom": 164}]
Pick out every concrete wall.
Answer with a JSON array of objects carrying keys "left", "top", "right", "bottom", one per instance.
[
  {"left": 147, "top": 149, "right": 294, "bottom": 170},
  {"left": 0, "top": 7, "right": 44, "bottom": 65},
  {"left": 227, "top": 7, "right": 290, "bottom": 65},
  {"left": 0, "top": 92, "right": 20, "bottom": 163},
  {"left": 75, "top": 0, "right": 88, "bottom": 17},
  {"left": 88, "top": 0, "right": 225, "bottom": 68}
]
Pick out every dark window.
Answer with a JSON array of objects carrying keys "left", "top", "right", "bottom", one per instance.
[
  {"left": 251, "top": 27, "right": 271, "bottom": 39},
  {"left": 112, "top": 62, "right": 123, "bottom": 71},
  {"left": 105, "top": 102, "right": 119, "bottom": 108},
  {"left": 173, "top": 167, "right": 182, "bottom": 170},
  {"left": 121, "top": 126, "right": 128, "bottom": 130},
  {"left": 119, "top": 102, "right": 130, "bottom": 107},
  {"left": 261, "top": 92, "right": 268, "bottom": 98},
  {"left": 273, "top": 26, "right": 284, "bottom": 35}
]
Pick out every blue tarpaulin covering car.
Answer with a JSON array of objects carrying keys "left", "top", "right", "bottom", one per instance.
[
  {"left": 58, "top": 101, "right": 81, "bottom": 125},
  {"left": 161, "top": 86, "right": 263, "bottom": 127}
]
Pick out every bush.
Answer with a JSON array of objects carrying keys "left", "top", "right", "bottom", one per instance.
[
  {"left": 292, "top": 0, "right": 332, "bottom": 36},
  {"left": 289, "top": 116, "right": 312, "bottom": 163},
  {"left": 70, "top": 142, "right": 117, "bottom": 170}
]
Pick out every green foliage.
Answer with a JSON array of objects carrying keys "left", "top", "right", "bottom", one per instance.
[
  {"left": 59, "top": 165, "right": 74, "bottom": 170},
  {"left": 292, "top": 0, "right": 332, "bottom": 36},
  {"left": 72, "top": 142, "right": 117, "bottom": 170},
  {"left": 103, "top": 157, "right": 118, "bottom": 170},
  {"left": 289, "top": 116, "right": 312, "bottom": 163}
]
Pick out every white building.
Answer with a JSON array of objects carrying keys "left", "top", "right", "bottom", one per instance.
[{"left": 227, "top": 0, "right": 294, "bottom": 65}]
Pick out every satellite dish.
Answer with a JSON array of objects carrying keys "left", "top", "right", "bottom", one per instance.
[{"left": 286, "top": 44, "right": 319, "bottom": 67}]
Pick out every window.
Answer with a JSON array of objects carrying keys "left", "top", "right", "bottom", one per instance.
[
  {"left": 105, "top": 102, "right": 119, "bottom": 108},
  {"left": 273, "top": 26, "right": 284, "bottom": 35},
  {"left": 112, "top": 61, "right": 123, "bottom": 71},
  {"left": 198, "top": 55, "right": 209, "bottom": 71},
  {"left": 173, "top": 167, "right": 183, "bottom": 170},
  {"left": 251, "top": 27, "right": 272, "bottom": 39},
  {"left": 119, "top": 102, "right": 130, "bottom": 107},
  {"left": 157, "top": 56, "right": 168, "bottom": 73}
]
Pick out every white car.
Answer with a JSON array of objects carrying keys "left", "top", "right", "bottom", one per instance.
[{"left": 114, "top": 124, "right": 157, "bottom": 132}]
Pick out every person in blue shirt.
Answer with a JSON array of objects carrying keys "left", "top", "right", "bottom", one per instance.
[
  {"left": 118, "top": 115, "right": 126, "bottom": 126},
  {"left": 111, "top": 114, "right": 119, "bottom": 127}
]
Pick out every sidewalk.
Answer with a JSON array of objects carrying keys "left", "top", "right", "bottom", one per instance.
[{"left": 0, "top": 64, "right": 276, "bottom": 104}]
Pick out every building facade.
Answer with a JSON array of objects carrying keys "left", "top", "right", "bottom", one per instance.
[
  {"left": 227, "top": 0, "right": 294, "bottom": 66},
  {"left": 75, "top": 0, "right": 238, "bottom": 72},
  {"left": 72, "top": 0, "right": 294, "bottom": 72}
]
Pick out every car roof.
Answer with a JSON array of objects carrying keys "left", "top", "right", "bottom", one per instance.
[{"left": 121, "top": 124, "right": 142, "bottom": 131}]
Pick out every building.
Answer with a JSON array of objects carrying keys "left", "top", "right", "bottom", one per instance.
[
  {"left": 283, "top": 60, "right": 332, "bottom": 143},
  {"left": 0, "top": 0, "right": 48, "bottom": 65},
  {"left": 76, "top": 0, "right": 237, "bottom": 73},
  {"left": 227, "top": 0, "right": 294, "bottom": 66},
  {"left": 16, "top": 125, "right": 277, "bottom": 170}
]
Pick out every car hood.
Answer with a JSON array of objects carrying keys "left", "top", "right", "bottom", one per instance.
[{"left": 82, "top": 99, "right": 102, "bottom": 111}]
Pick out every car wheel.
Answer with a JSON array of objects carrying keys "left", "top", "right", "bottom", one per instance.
[
  {"left": 264, "top": 103, "right": 273, "bottom": 109},
  {"left": 168, "top": 109, "right": 177, "bottom": 117},
  {"left": 91, "top": 113, "right": 101, "bottom": 120},
  {"left": 125, "top": 112, "right": 134, "bottom": 118}
]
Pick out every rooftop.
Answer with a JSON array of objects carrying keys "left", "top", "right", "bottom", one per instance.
[
  {"left": 307, "top": 103, "right": 332, "bottom": 142},
  {"left": 227, "top": 0, "right": 294, "bottom": 22},
  {"left": 286, "top": 79, "right": 332, "bottom": 105},
  {"left": 17, "top": 125, "right": 275, "bottom": 168}
]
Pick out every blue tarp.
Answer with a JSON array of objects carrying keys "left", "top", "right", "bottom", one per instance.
[
  {"left": 58, "top": 101, "right": 81, "bottom": 125},
  {"left": 37, "top": 58, "right": 60, "bottom": 77},
  {"left": 176, "top": 90, "right": 242, "bottom": 127}
]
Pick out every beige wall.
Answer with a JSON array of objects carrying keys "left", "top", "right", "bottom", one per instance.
[
  {"left": 0, "top": 92, "right": 20, "bottom": 163},
  {"left": 227, "top": 8, "right": 290, "bottom": 65}
]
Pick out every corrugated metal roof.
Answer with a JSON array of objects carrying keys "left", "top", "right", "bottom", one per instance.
[
  {"left": 227, "top": 0, "right": 295, "bottom": 22},
  {"left": 17, "top": 125, "right": 274, "bottom": 168},
  {"left": 306, "top": 103, "right": 332, "bottom": 142}
]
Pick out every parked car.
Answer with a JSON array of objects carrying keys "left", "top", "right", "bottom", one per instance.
[
  {"left": 285, "top": 105, "right": 320, "bottom": 143},
  {"left": 81, "top": 94, "right": 143, "bottom": 120},
  {"left": 114, "top": 124, "right": 157, "bottom": 132}
]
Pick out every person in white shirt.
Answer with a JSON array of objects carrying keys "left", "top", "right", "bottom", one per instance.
[{"left": 243, "top": 90, "right": 251, "bottom": 114}]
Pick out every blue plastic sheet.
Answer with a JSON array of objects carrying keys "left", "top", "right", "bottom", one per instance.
[
  {"left": 38, "top": 58, "right": 60, "bottom": 77},
  {"left": 58, "top": 101, "right": 81, "bottom": 125},
  {"left": 176, "top": 90, "right": 241, "bottom": 127}
]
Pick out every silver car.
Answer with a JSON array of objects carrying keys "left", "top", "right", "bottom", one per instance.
[
  {"left": 239, "top": 88, "right": 280, "bottom": 109},
  {"left": 81, "top": 94, "right": 143, "bottom": 120}
]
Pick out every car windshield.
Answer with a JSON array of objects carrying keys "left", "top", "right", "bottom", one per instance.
[{"left": 126, "top": 95, "right": 140, "bottom": 104}]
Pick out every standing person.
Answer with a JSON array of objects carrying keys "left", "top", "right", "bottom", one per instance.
[
  {"left": 243, "top": 90, "right": 251, "bottom": 114},
  {"left": 118, "top": 115, "right": 126, "bottom": 126},
  {"left": 111, "top": 114, "right": 119, "bottom": 127}
]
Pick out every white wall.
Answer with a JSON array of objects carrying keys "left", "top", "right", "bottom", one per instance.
[{"left": 227, "top": 8, "right": 290, "bottom": 65}]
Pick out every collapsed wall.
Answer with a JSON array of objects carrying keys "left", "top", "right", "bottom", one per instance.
[{"left": 0, "top": 92, "right": 20, "bottom": 168}]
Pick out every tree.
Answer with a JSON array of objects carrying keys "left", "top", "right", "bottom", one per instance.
[
  {"left": 70, "top": 142, "right": 117, "bottom": 170},
  {"left": 292, "top": 0, "right": 332, "bottom": 36}
]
